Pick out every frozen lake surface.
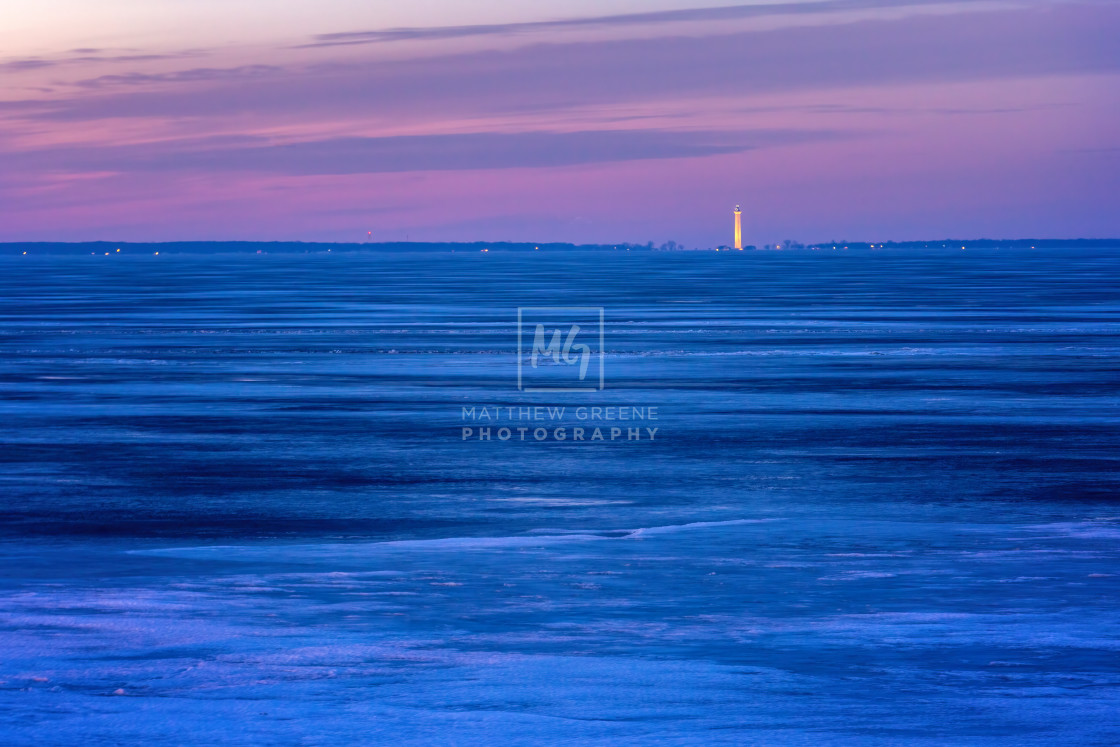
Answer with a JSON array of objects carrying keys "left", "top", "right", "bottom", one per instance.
[{"left": 1, "top": 249, "right": 1118, "bottom": 744}]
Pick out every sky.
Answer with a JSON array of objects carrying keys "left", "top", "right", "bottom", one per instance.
[{"left": 1, "top": 0, "right": 1117, "bottom": 246}]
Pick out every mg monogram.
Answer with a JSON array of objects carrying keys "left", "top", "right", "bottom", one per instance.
[{"left": 517, "top": 307, "right": 604, "bottom": 392}]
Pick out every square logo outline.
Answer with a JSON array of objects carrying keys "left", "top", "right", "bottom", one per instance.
[{"left": 517, "top": 306, "right": 605, "bottom": 392}]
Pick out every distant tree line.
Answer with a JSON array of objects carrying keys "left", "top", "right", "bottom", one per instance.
[{"left": 6, "top": 238, "right": 1117, "bottom": 256}]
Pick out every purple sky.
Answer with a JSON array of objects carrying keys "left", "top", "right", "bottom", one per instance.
[{"left": 1, "top": 0, "right": 1117, "bottom": 246}]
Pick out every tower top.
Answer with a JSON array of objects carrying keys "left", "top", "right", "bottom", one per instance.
[{"left": 734, "top": 205, "right": 741, "bottom": 213}]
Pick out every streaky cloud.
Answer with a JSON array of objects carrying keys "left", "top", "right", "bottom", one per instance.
[
  {"left": 4, "top": 2, "right": 1115, "bottom": 126},
  {"left": 76, "top": 65, "right": 284, "bottom": 89},
  {"left": 6, "top": 128, "right": 843, "bottom": 175},
  {"left": 301, "top": 0, "right": 991, "bottom": 48},
  {"left": 0, "top": 59, "right": 57, "bottom": 72},
  {"left": 0, "top": 52, "right": 201, "bottom": 75}
]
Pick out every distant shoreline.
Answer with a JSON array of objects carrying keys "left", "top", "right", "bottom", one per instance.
[{"left": 4, "top": 238, "right": 1119, "bottom": 255}]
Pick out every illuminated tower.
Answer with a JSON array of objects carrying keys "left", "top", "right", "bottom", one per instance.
[{"left": 733, "top": 205, "right": 742, "bottom": 250}]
